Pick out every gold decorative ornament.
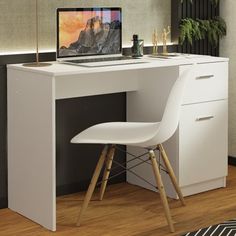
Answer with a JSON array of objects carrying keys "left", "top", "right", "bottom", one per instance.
[
  {"left": 152, "top": 29, "right": 158, "bottom": 55},
  {"left": 162, "top": 26, "right": 171, "bottom": 55}
]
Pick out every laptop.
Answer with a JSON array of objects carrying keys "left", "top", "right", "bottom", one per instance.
[{"left": 56, "top": 7, "right": 145, "bottom": 67}]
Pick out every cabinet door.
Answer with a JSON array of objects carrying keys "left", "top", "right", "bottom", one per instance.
[{"left": 179, "top": 100, "right": 228, "bottom": 187}]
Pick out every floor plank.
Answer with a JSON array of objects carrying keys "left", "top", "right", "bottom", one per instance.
[{"left": 0, "top": 166, "right": 236, "bottom": 236}]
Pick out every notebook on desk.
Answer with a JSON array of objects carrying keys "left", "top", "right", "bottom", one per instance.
[{"left": 56, "top": 7, "right": 145, "bottom": 67}]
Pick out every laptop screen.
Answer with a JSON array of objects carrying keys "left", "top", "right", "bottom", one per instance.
[{"left": 57, "top": 8, "right": 122, "bottom": 58}]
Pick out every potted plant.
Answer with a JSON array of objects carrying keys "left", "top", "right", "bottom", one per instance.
[
  {"left": 178, "top": 0, "right": 226, "bottom": 47},
  {"left": 179, "top": 17, "right": 226, "bottom": 47}
]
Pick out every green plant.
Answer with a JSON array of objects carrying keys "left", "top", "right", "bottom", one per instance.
[
  {"left": 179, "top": 17, "right": 226, "bottom": 47},
  {"left": 199, "top": 17, "right": 226, "bottom": 46},
  {"left": 179, "top": 18, "right": 202, "bottom": 45}
]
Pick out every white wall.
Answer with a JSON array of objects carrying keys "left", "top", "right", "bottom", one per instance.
[
  {"left": 0, "top": 0, "right": 171, "bottom": 54},
  {"left": 220, "top": 0, "right": 236, "bottom": 157}
]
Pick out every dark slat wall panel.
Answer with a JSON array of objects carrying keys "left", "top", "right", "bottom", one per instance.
[
  {"left": 0, "top": 65, "right": 7, "bottom": 208},
  {"left": 173, "top": 0, "right": 220, "bottom": 56}
]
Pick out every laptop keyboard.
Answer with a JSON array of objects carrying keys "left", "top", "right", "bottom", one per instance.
[
  {"left": 61, "top": 56, "right": 149, "bottom": 67},
  {"left": 64, "top": 56, "right": 138, "bottom": 64}
]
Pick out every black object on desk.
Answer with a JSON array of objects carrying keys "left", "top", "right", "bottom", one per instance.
[{"left": 131, "top": 34, "right": 144, "bottom": 58}]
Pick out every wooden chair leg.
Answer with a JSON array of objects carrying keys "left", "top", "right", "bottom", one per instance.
[
  {"left": 149, "top": 150, "right": 175, "bottom": 233},
  {"left": 158, "top": 144, "right": 186, "bottom": 206},
  {"left": 99, "top": 145, "right": 116, "bottom": 201},
  {"left": 77, "top": 145, "right": 108, "bottom": 226}
]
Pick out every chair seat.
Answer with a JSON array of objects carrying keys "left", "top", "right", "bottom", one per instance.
[{"left": 71, "top": 122, "right": 160, "bottom": 147}]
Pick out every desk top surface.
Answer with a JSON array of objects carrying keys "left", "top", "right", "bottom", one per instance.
[{"left": 7, "top": 54, "right": 228, "bottom": 77}]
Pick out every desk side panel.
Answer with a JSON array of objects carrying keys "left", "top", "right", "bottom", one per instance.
[{"left": 7, "top": 69, "right": 56, "bottom": 231}]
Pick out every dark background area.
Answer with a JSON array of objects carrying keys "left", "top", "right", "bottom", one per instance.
[{"left": 55, "top": 94, "right": 127, "bottom": 196}]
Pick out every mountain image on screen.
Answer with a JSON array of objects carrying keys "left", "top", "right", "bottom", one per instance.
[{"left": 59, "top": 16, "right": 121, "bottom": 57}]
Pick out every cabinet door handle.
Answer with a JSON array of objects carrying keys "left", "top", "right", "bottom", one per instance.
[
  {"left": 196, "top": 75, "right": 214, "bottom": 80},
  {"left": 196, "top": 116, "right": 214, "bottom": 121}
]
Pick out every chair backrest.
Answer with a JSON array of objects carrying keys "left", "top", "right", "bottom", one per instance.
[{"left": 147, "top": 65, "right": 195, "bottom": 146}]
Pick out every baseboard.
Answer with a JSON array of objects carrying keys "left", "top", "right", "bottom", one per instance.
[
  {"left": 0, "top": 197, "right": 8, "bottom": 209},
  {"left": 229, "top": 156, "right": 236, "bottom": 166}
]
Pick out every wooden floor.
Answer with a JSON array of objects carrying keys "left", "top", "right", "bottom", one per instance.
[{"left": 1, "top": 166, "right": 236, "bottom": 236}]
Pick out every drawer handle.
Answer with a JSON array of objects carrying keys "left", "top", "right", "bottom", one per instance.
[
  {"left": 196, "top": 116, "right": 214, "bottom": 121},
  {"left": 196, "top": 75, "right": 214, "bottom": 80}
]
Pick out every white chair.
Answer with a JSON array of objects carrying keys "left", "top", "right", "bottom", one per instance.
[{"left": 71, "top": 66, "right": 194, "bottom": 232}]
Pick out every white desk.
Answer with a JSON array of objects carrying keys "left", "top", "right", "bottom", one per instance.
[{"left": 7, "top": 55, "right": 228, "bottom": 231}]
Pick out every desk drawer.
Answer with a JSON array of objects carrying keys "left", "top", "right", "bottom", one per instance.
[{"left": 181, "top": 62, "right": 228, "bottom": 104}]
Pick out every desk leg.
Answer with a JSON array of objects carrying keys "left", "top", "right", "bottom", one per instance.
[{"left": 8, "top": 71, "right": 56, "bottom": 231}]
